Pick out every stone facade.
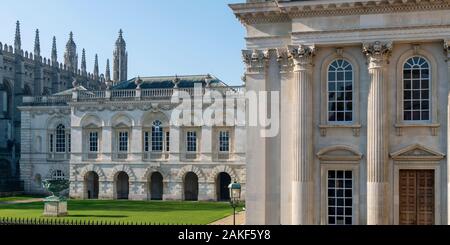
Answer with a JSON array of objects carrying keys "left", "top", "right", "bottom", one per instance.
[
  {"left": 19, "top": 75, "right": 246, "bottom": 201},
  {"left": 231, "top": 0, "right": 450, "bottom": 225}
]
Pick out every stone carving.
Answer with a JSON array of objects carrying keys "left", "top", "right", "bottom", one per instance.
[
  {"left": 287, "top": 44, "right": 315, "bottom": 70},
  {"left": 362, "top": 41, "right": 393, "bottom": 67},
  {"left": 276, "top": 47, "right": 294, "bottom": 73},
  {"left": 242, "top": 49, "right": 269, "bottom": 73}
]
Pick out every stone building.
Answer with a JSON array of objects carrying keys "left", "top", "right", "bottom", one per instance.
[
  {"left": 231, "top": 0, "right": 450, "bottom": 225},
  {"left": 0, "top": 21, "right": 126, "bottom": 193},
  {"left": 19, "top": 75, "right": 246, "bottom": 201}
]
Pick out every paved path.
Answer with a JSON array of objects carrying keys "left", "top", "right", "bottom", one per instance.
[
  {"left": 210, "top": 211, "right": 245, "bottom": 225},
  {"left": 0, "top": 198, "right": 43, "bottom": 205}
]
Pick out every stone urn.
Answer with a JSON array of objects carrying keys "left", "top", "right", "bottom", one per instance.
[{"left": 42, "top": 179, "right": 70, "bottom": 217}]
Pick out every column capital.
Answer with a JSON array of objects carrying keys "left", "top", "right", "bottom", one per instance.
[
  {"left": 362, "top": 41, "right": 393, "bottom": 68},
  {"left": 276, "top": 47, "right": 294, "bottom": 73},
  {"left": 288, "top": 44, "right": 315, "bottom": 71},
  {"left": 242, "top": 49, "right": 270, "bottom": 74}
]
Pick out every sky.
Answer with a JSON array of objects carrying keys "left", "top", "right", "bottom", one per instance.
[{"left": 0, "top": 0, "right": 245, "bottom": 85}]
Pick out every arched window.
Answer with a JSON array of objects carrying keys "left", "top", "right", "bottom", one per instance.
[
  {"left": 52, "top": 170, "right": 66, "bottom": 180},
  {"left": 403, "top": 56, "right": 430, "bottom": 121},
  {"left": 327, "top": 59, "right": 353, "bottom": 122},
  {"left": 56, "top": 124, "right": 66, "bottom": 152},
  {"left": 151, "top": 120, "right": 163, "bottom": 152}
]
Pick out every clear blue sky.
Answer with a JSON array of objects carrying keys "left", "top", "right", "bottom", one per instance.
[{"left": 0, "top": 0, "right": 245, "bottom": 85}]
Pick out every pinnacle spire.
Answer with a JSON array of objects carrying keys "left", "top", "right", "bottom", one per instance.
[
  {"left": 14, "top": 20, "right": 21, "bottom": 52},
  {"left": 94, "top": 54, "right": 99, "bottom": 78},
  {"left": 81, "top": 48, "right": 86, "bottom": 73},
  {"left": 34, "top": 29, "right": 40, "bottom": 56},
  {"left": 64, "top": 31, "right": 78, "bottom": 71},
  {"left": 51, "top": 36, "right": 57, "bottom": 63},
  {"left": 115, "top": 29, "right": 126, "bottom": 46},
  {"left": 105, "top": 59, "right": 111, "bottom": 81}
]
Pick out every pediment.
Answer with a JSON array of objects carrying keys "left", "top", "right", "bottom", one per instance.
[
  {"left": 317, "top": 145, "right": 362, "bottom": 162},
  {"left": 390, "top": 144, "right": 445, "bottom": 161}
]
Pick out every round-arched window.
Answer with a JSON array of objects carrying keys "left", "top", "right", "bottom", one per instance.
[
  {"left": 403, "top": 56, "right": 430, "bottom": 121},
  {"left": 327, "top": 59, "right": 353, "bottom": 122}
]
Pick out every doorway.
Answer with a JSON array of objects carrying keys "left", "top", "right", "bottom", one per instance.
[{"left": 399, "top": 170, "right": 434, "bottom": 225}]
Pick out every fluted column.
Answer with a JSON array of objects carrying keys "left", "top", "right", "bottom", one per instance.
[
  {"left": 288, "top": 45, "right": 315, "bottom": 225},
  {"left": 363, "top": 41, "right": 392, "bottom": 225}
]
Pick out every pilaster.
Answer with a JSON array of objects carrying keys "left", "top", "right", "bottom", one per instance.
[
  {"left": 445, "top": 39, "right": 450, "bottom": 225},
  {"left": 242, "top": 48, "right": 269, "bottom": 224},
  {"left": 277, "top": 47, "right": 294, "bottom": 224}
]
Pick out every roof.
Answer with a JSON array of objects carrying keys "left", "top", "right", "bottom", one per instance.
[
  {"left": 53, "top": 85, "right": 87, "bottom": 95},
  {"left": 111, "top": 74, "right": 228, "bottom": 90}
]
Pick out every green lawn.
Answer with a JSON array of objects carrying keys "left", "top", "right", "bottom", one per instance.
[
  {"left": 0, "top": 195, "right": 45, "bottom": 202},
  {"left": 0, "top": 200, "right": 243, "bottom": 224}
]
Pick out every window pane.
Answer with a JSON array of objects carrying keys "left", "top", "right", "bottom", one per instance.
[
  {"left": 404, "top": 80, "right": 411, "bottom": 89},
  {"left": 404, "top": 91, "right": 411, "bottom": 100},
  {"left": 328, "top": 72, "right": 335, "bottom": 81},
  {"left": 403, "top": 70, "right": 411, "bottom": 79},
  {"left": 328, "top": 82, "right": 336, "bottom": 91},
  {"left": 422, "top": 111, "right": 429, "bottom": 121}
]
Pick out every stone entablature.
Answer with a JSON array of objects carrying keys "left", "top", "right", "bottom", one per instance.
[{"left": 231, "top": 0, "right": 450, "bottom": 24}]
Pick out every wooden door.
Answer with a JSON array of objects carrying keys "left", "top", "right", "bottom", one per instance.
[{"left": 399, "top": 170, "right": 434, "bottom": 225}]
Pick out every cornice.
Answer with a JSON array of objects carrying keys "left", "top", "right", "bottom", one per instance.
[{"left": 231, "top": 0, "right": 450, "bottom": 25}]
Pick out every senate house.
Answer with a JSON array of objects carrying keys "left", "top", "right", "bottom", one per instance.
[{"left": 231, "top": 0, "right": 450, "bottom": 225}]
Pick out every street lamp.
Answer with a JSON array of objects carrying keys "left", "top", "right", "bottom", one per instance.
[{"left": 228, "top": 180, "right": 241, "bottom": 225}]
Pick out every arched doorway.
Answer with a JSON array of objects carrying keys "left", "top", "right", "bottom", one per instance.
[
  {"left": 116, "top": 171, "right": 129, "bottom": 200},
  {"left": 217, "top": 172, "right": 231, "bottom": 201},
  {"left": 184, "top": 172, "right": 198, "bottom": 201},
  {"left": 150, "top": 172, "right": 163, "bottom": 200},
  {"left": 85, "top": 171, "right": 99, "bottom": 199}
]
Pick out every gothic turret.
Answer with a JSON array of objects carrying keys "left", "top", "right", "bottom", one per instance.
[
  {"left": 34, "top": 29, "right": 40, "bottom": 58},
  {"left": 93, "top": 54, "right": 99, "bottom": 80},
  {"left": 113, "top": 29, "right": 127, "bottom": 82},
  {"left": 14, "top": 21, "right": 21, "bottom": 53},
  {"left": 64, "top": 32, "right": 78, "bottom": 72},
  {"left": 81, "top": 48, "right": 87, "bottom": 75},
  {"left": 105, "top": 59, "right": 111, "bottom": 82},
  {"left": 51, "top": 36, "right": 57, "bottom": 65}
]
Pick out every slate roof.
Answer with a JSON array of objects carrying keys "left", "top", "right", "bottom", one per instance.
[{"left": 111, "top": 74, "right": 228, "bottom": 90}]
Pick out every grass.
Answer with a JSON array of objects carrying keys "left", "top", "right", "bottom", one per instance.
[
  {"left": 0, "top": 199, "right": 244, "bottom": 224},
  {"left": 0, "top": 195, "right": 45, "bottom": 202}
]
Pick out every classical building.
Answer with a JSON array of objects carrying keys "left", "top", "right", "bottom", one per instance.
[
  {"left": 231, "top": 0, "right": 450, "bottom": 225},
  {"left": 19, "top": 75, "right": 246, "bottom": 201},
  {"left": 0, "top": 21, "right": 129, "bottom": 193}
]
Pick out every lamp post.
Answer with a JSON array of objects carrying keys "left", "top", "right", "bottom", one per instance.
[{"left": 228, "top": 181, "right": 241, "bottom": 225}]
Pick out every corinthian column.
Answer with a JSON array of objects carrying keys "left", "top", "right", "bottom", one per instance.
[
  {"left": 363, "top": 41, "right": 392, "bottom": 225},
  {"left": 288, "top": 44, "right": 315, "bottom": 225}
]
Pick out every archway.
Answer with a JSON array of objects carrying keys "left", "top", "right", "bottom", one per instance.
[
  {"left": 150, "top": 172, "right": 163, "bottom": 200},
  {"left": 216, "top": 172, "right": 231, "bottom": 201},
  {"left": 116, "top": 171, "right": 129, "bottom": 200},
  {"left": 184, "top": 172, "right": 198, "bottom": 201},
  {"left": 84, "top": 171, "right": 99, "bottom": 199}
]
